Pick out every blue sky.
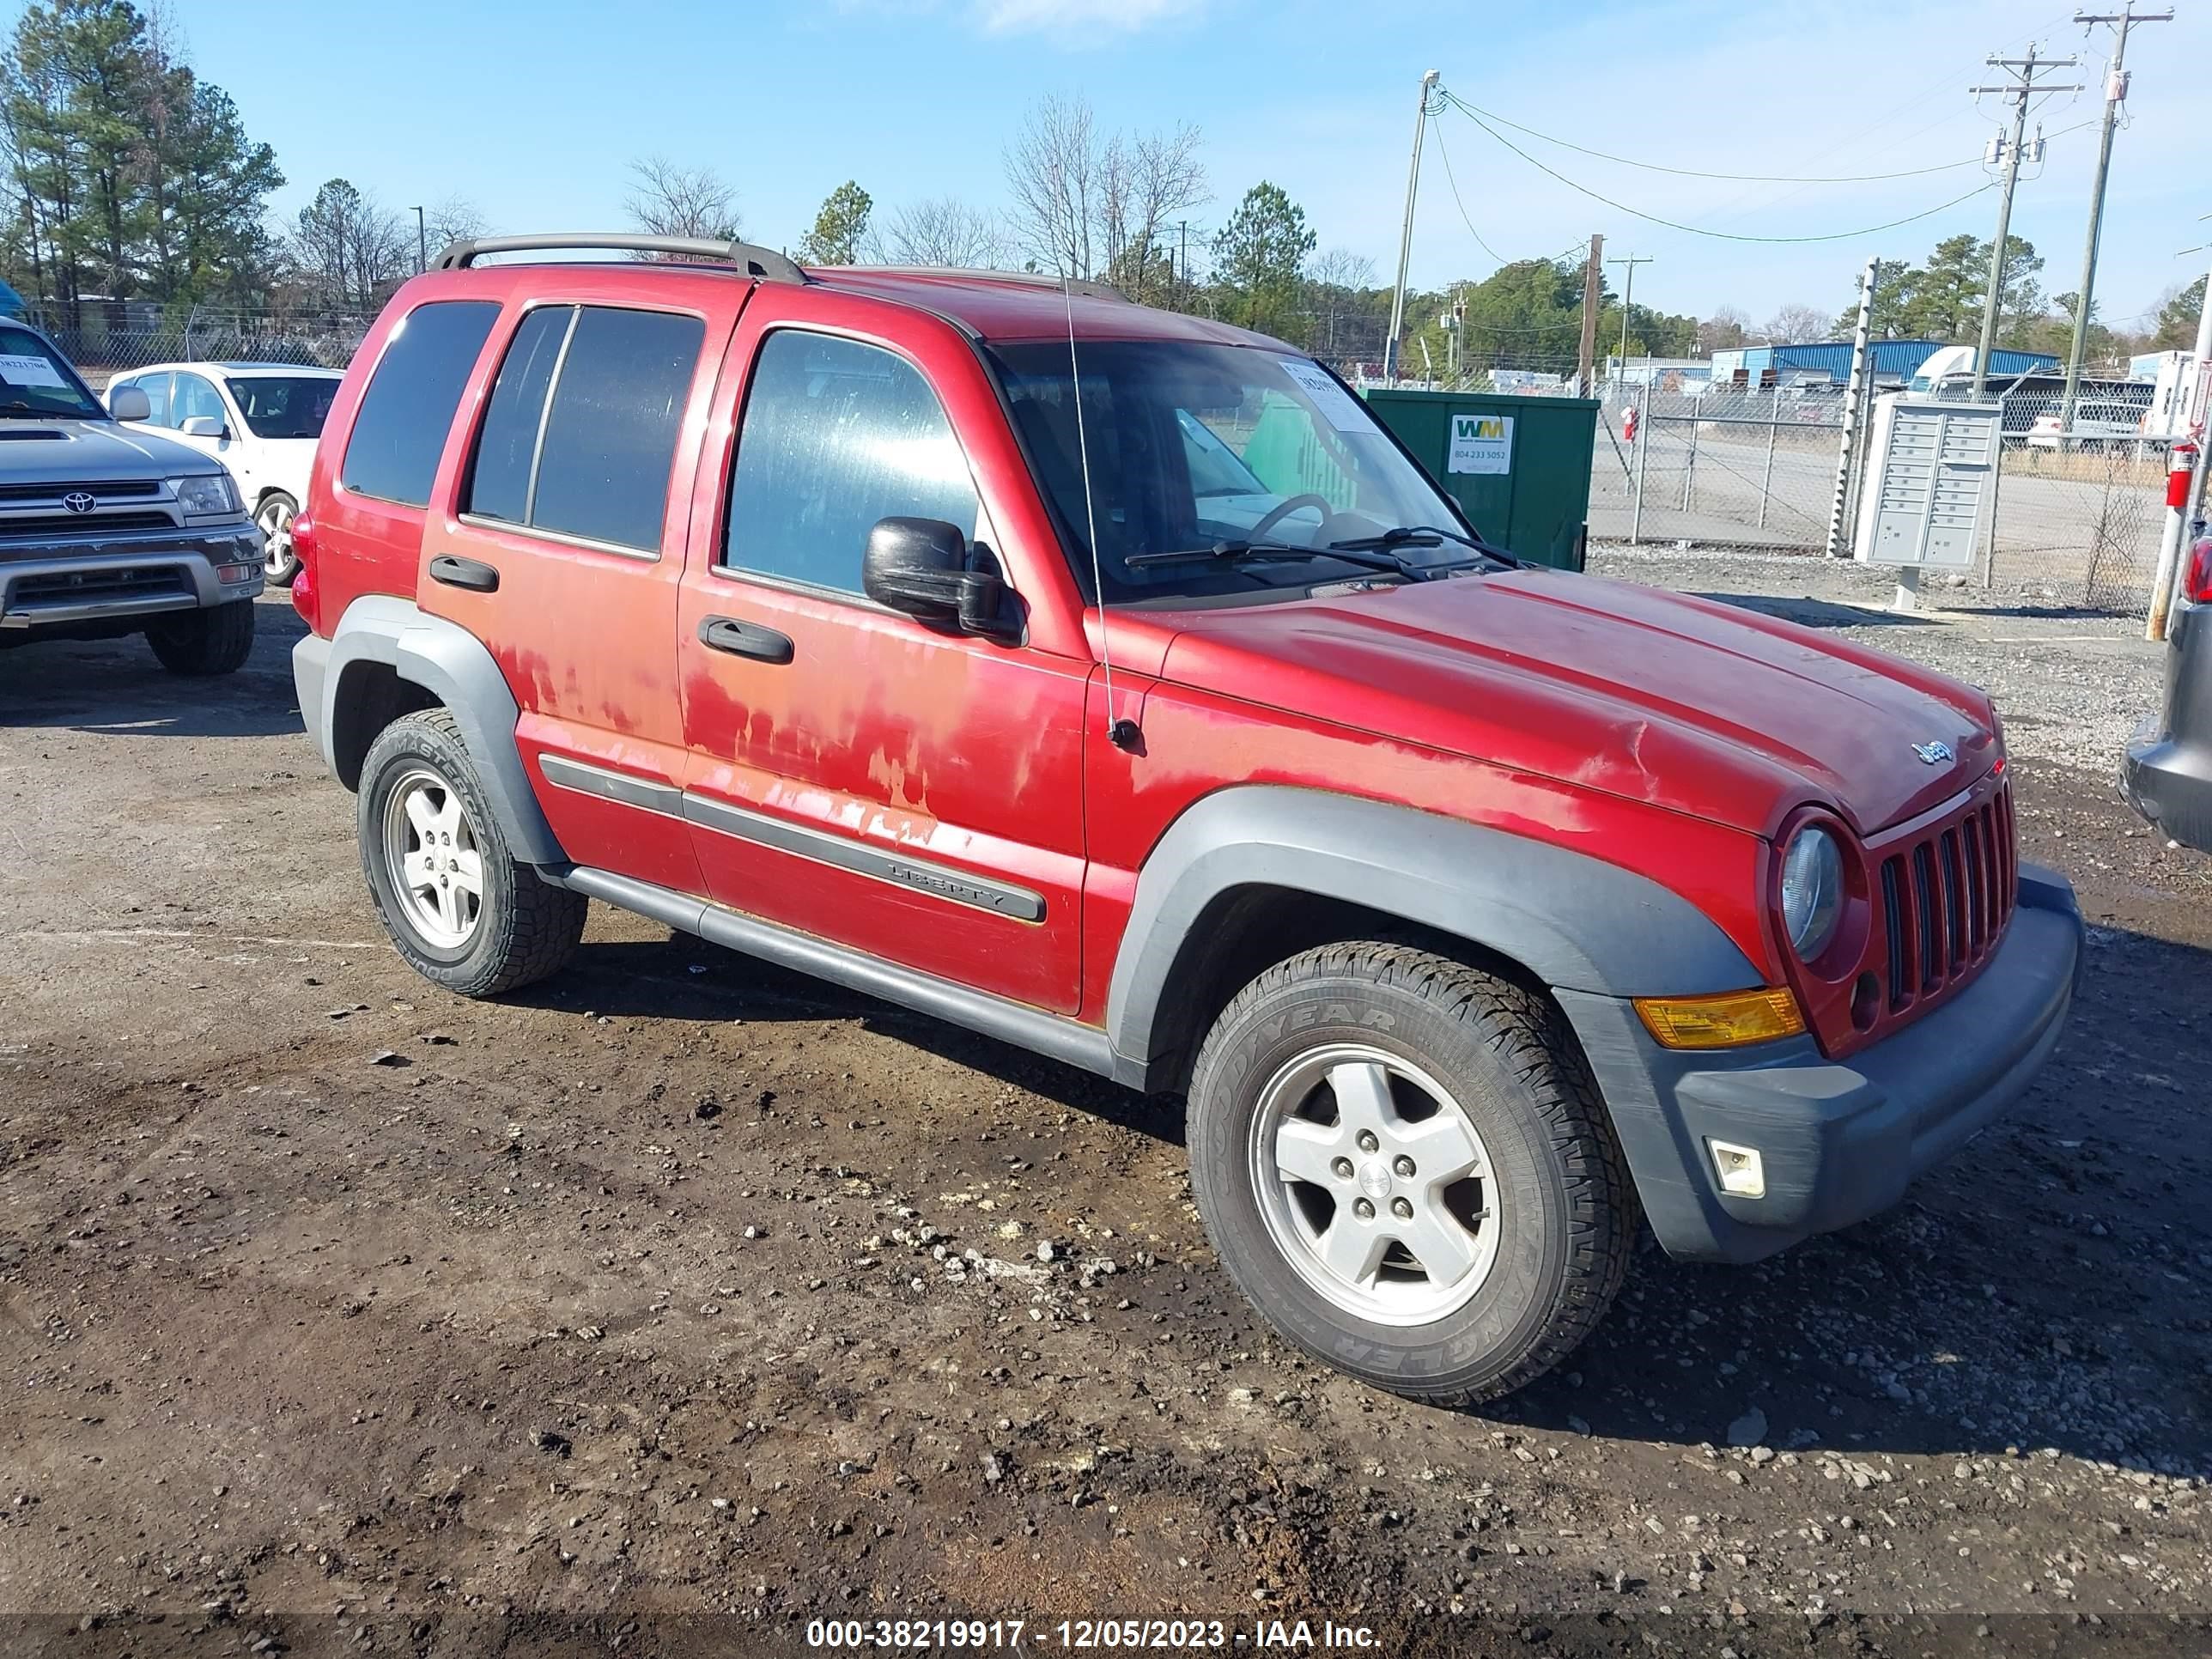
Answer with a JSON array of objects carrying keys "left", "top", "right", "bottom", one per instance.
[{"left": 162, "top": 0, "right": 2212, "bottom": 336}]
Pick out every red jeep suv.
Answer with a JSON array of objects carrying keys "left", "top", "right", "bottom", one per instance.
[{"left": 291, "top": 234, "right": 2082, "bottom": 1405}]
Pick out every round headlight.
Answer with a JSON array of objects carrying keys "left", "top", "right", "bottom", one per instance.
[{"left": 1780, "top": 825, "right": 1844, "bottom": 961}]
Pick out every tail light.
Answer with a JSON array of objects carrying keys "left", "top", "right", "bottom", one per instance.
[
  {"left": 289, "top": 510, "right": 320, "bottom": 631},
  {"left": 2188, "top": 536, "right": 2212, "bottom": 606}
]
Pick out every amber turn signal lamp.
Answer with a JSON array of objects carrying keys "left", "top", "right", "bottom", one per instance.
[{"left": 1633, "top": 988, "right": 1807, "bottom": 1050}]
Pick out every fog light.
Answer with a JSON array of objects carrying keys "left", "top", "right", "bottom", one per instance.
[
  {"left": 217, "top": 559, "right": 258, "bottom": 584},
  {"left": 1708, "top": 1139, "right": 1766, "bottom": 1199}
]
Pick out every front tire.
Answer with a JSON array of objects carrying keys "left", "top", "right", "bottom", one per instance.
[
  {"left": 1187, "top": 941, "right": 1635, "bottom": 1407},
  {"left": 257, "top": 491, "right": 301, "bottom": 586},
  {"left": 146, "top": 599, "right": 255, "bottom": 676},
  {"left": 357, "top": 709, "right": 586, "bottom": 997}
]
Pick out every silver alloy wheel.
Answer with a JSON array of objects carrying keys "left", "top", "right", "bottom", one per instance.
[
  {"left": 1249, "top": 1042, "right": 1501, "bottom": 1327},
  {"left": 258, "top": 495, "right": 296, "bottom": 580},
  {"left": 380, "top": 766, "right": 485, "bottom": 951}
]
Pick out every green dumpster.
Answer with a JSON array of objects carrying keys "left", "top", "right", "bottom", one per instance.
[{"left": 1360, "top": 388, "right": 1598, "bottom": 571}]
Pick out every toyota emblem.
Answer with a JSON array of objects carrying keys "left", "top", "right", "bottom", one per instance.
[{"left": 61, "top": 490, "right": 95, "bottom": 514}]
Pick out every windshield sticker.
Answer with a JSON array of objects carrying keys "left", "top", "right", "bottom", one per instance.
[
  {"left": 1448, "top": 412, "right": 1514, "bottom": 476},
  {"left": 1277, "top": 358, "right": 1370, "bottom": 433},
  {"left": 0, "top": 353, "right": 68, "bottom": 389}
]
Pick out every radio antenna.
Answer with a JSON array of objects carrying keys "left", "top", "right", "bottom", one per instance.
[{"left": 1066, "top": 276, "right": 1140, "bottom": 751}]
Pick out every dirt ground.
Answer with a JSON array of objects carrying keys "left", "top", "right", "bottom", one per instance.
[{"left": 3, "top": 556, "right": 2209, "bottom": 1659}]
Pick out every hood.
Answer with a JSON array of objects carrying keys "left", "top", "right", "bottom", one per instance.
[
  {"left": 0, "top": 418, "right": 223, "bottom": 480},
  {"left": 1151, "top": 570, "right": 1999, "bottom": 840}
]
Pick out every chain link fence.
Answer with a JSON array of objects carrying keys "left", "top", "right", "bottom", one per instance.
[
  {"left": 1589, "top": 378, "right": 2176, "bottom": 617},
  {"left": 17, "top": 301, "right": 374, "bottom": 389}
]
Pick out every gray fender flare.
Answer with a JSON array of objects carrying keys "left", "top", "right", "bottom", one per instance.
[
  {"left": 1103, "top": 785, "right": 1763, "bottom": 1085},
  {"left": 312, "top": 594, "right": 566, "bottom": 866}
]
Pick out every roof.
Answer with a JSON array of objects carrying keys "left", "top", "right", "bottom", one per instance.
[{"left": 122, "top": 360, "right": 344, "bottom": 378}]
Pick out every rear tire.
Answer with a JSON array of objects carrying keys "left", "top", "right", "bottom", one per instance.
[
  {"left": 357, "top": 708, "right": 586, "bottom": 997},
  {"left": 1186, "top": 941, "right": 1635, "bottom": 1407},
  {"left": 146, "top": 599, "right": 255, "bottom": 676},
  {"left": 257, "top": 491, "right": 301, "bottom": 586}
]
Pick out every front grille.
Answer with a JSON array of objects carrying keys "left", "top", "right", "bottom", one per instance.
[
  {"left": 11, "top": 565, "right": 188, "bottom": 607},
  {"left": 1879, "top": 780, "right": 2014, "bottom": 1012},
  {"left": 0, "top": 510, "right": 176, "bottom": 539},
  {"left": 0, "top": 478, "right": 162, "bottom": 503}
]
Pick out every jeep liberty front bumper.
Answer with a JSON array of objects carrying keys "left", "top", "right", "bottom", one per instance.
[
  {"left": 0, "top": 525, "right": 263, "bottom": 634},
  {"left": 1559, "top": 862, "right": 2083, "bottom": 1264}
]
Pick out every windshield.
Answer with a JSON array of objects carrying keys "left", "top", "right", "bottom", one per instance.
[
  {"left": 989, "top": 340, "right": 1469, "bottom": 602},
  {"left": 225, "top": 375, "right": 338, "bottom": 439},
  {"left": 0, "top": 324, "right": 102, "bottom": 418}
]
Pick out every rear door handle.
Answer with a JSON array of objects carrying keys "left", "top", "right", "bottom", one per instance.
[
  {"left": 698, "top": 615, "right": 794, "bottom": 664},
  {"left": 429, "top": 555, "right": 499, "bottom": 592}
]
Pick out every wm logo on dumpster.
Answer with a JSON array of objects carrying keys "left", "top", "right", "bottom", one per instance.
[{"left": 1453, "top": 416, "right": 1506, "bottom": 441}]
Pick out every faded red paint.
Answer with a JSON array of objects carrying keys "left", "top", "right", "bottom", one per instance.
[{"left": 307, "top": 258, "right": 2011, "bottom": 1061}]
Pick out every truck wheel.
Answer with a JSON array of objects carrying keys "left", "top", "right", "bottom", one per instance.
[
  {"left": 356, "top": 709, "right": 586, "bottom": 997},
  {"left": 1186, "top": 942, "right": 1635, "bottom": 1406},
  {"left": 146, "top": 599, "right": 255, "bottom": 677},
  {"left": 257, "top": 491, "right": 301, "bottom": 586}
]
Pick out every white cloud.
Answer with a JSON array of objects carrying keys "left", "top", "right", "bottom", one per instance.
[{"left": 972, "top": 0, "right": 1196, "bottom": 38}]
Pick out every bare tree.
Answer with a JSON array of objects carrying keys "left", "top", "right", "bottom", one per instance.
[
  {"left": 1304, "top": 247, "right": 1377, "bottom": 356},
  {"left": 289, "top": 179, "right": 410, "bottom": 309},
  {"left": 1003, "top": 94, "right": 1097, "bottom": 279},
  {"left": 423, "top": 197, "right": 489, "bottom": 253},
  {"left": 1696, "top": 304, "right": 1749, "bottom": 354},
  {"left": 872, "top": 197, "right": 1008, "bottom": 269},
  {"left": 623, "top": 156, "right": 743, "bottom": 248},
  {"left": 1760, "top": 302, "right": 1831, "bottom": 344},
  {"left": 1100, "top": 123, "right": 1206, "bottom": 303}
]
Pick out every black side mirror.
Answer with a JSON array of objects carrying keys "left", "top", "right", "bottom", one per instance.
[{"left": 862, "top": 517, "right": 1018, "bottom": 641}]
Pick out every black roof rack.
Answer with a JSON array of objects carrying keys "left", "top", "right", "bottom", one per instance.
[
  {"left": 844, "top": 264, "right": 1132, "bottom": 305},
  {"left": 432, "top": 234, "right": 808, "bottom": 285}
]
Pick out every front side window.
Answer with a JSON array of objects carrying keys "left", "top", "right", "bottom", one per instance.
[
  {"left": 722, "top": 330, "right": 978, "bottom": 595},
  {"left": 226, "top": 376, "right": 339, "bottom": 440},
  {"left": 342, "top": 301, "right": 501, "bottom": 507},
  {"left": 0, "top": 323, "right": 102, "bottom": 419},
  {"left": 989, "top": 341, "right": 1468, "bottom": 603},
  {"left": 462, "top": 304, "right": 703, "bottom": 551},
  {"left": 173, "top": 374, "right": 226, "bottom": 428},
  {"left": 124, "top": 372, "right": 174, "bottom": 426}
]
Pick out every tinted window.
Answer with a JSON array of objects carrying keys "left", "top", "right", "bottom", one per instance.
[
  {"left": 723, "top": 331, "right": 977, "bottom": 593},
  {"left": 173, "top": 373, "right": 225, "bottom": 427},
  {"left": 341, "top": 301, "right": 500, "bottom": 507},
  {"left": 226, "top": 376, "right": 339, "bottom": 440},
  {"left": 0, "top": 322, "right": 100, "bottom": 417},
  {"left": 465, "top": 306, "right": 574, "bottom": 526},
  {"left": 529, "top": 307, "right": 704, "bottom": 550}
]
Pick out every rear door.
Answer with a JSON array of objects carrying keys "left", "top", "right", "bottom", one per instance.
[
  {"left": 416, "top": 277, "right": 746, "bottom": 892},
  {"left": 671, "top": 297, "right": 1090, "bottom": 1013}
]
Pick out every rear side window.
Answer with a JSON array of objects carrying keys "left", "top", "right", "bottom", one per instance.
[
  {"left": 721, "top": 330, "right": 977, "bottom": 594},
  {"left": 463, "top": 305, "right": 704, "bottom": 552},
  {"left": 342, "top": 301, "right": 500, "bottom": 507}
]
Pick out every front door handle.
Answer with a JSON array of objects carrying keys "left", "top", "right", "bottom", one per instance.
[
  {"left": 429, "top": 554, "right": 499, "bottom": 592},
  {"left": 698, "top": 615, "right": 794, "bottom": 664}
]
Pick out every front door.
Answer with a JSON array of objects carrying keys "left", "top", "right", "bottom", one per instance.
[{"left": 673, "top": 311, "right": 1089, "bottom": 1014}]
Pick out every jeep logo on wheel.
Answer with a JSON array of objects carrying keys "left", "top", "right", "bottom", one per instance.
[{"left": 61, "top": 491, "right": 96, "bottom": 514}]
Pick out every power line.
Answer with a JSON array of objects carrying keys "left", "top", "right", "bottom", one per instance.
[
  {"left": 1445, "top": 100, "right": 1999, "bottom": 244},
  {"left": 1427, "top": 115, "right": 1511, "bottom": 265},
  {"left": 1441, "top": 91, "right": 1986, "bottom": 184}
]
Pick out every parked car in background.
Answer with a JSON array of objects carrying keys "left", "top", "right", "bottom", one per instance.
[
  {"left": 2124, "top": 535, "right": 2212, "bottom": 854},
  {"left": 0, "top": 317, "right": 263, "bottom": 672},
  {"left": 106, "top": 362, "right": 341, "bottom": 586},
  {"left": 290, "top": 234, "right": 2081, "bottom": 1407},
  {"left": 2024, "top": 401, "right": 2148, "bottom": 453}
]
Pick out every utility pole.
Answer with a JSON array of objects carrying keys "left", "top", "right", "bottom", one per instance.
[
  {"left": 2062, "top": 6, "right": 2171, "bottom": 427},
  {"left": 1385, "top": 70, "right": 1440, "bottom": 385},
  {"left": 1608, "top": 252, "right": 1652, "bottom": 389},
  {"left": 1576, "top": 234, "right": 1605, "bottom": 398},
  {"left": 1970, "top": 45, "right": 2080, "bottom": 397},
  {"left": 412, "top": 205, "right": 428, "bottom": 274},
  {"left": 1175, "top": 221, "right": 1190, "bottom": 290}
]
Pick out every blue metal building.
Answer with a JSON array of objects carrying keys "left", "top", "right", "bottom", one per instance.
[{"left": 1706, "top": 340, "right": 2057, "bottom": 385}]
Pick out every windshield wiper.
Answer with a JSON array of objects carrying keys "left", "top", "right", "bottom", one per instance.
[
  {"left": 1328, "top": 523, "right": 1519, "bottom": 567},
  {"left": 1125, "top": 538, "right": 1481, "bottom": 581}
]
